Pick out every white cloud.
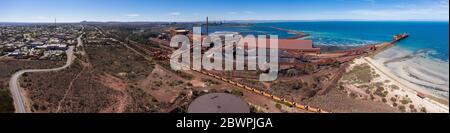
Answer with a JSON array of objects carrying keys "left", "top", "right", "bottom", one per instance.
[
  {"left": 168, "top": 12, "right": 181, "bottom": 16},
  {"left": 344, "top": 1, "right": 449, "bottom": 20},
  {"left": 126, "top": 14, "right": 140, "bottom": 17}
]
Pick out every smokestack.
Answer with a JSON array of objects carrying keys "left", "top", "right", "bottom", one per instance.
[
  {"left": 54, "top": 18, "right": 57, "bottom": 30},
  {"left": 206, "top": 17, "right": 209, "bottom": 35}
]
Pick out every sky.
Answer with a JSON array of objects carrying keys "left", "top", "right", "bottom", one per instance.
[{"left": 0, "top": 0, "right": 448, "bottom": 22}]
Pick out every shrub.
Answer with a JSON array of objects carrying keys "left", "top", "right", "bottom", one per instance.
[
  {"left": 153, "top": 80, "right": 163, "bottom": 87},
  {"left": 0, "top": 90, "right": 14, "bottom": 113},
  {"left": 365, "top": 89, "right": 371, "bottom": 94},
  {"left": 374, "top": 87, "right": 388, "bottom": 97},
  {"left": 342, "top": 63, "right": 374, "bottom": 83},
  {"left": 175, "top": 71, "right": 193, "bottom": 80},
  {"left": 398, "top": 105, "right": 406, "bottom": 112},
  {"left": 400, "top": 97, "right": 412, "bottom": 105},
  {"left": 420, "top": 107, "right": 427, "bottom": 113},
  {"left": 275, "top": 103, "right": 282, "bottom": 110},
  {"left": 186, "top": 82, "right": 193, "bottom": 86},
  {"left": 370, "top": 94, "right": 375, "bottom": 100},
  {"left": 230, "top": 89, "right": 244, "bottom": 97},
  {"left": 390, "top": 85, "right": 400, "bottom": 90},
  {"left": 390, "top": 97, "right": 397, "bottom": 102},
  {"left": 202, "top": 78, "right": 220, "bottom": 86},
  {"left": 292, "top": 82, "right": 303, "bottom": 90},
  {"left": 350, "top": 93, "right": 358, "bottom": 99},
  {"left": 168, "top": 80, "right": 184, "bottom": 87}
]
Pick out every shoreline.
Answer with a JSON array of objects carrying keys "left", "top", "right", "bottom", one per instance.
[
  {"left": 254, "top": 26, "right": 310, "bottom": 39},
  {"left": 343, "top": 57, "right": 448, "bottom": 113},
  {"left": 373, "top": 47, "right": 449, "bottom": 99},
  {"left": 363, "top": 57, "right": 449, "bottom": 112},
  {"left": 318, "top": 45, "right": 449, "bottom": 98}
]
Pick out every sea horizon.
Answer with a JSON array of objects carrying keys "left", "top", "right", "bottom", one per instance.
[{"left": 0, "top": 19, "right": 449, "bottom": 24}]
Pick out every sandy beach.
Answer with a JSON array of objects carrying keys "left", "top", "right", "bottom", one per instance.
[
  {"left": 341, "top": 57, "right": 448, "bottom": 113},
  {"left": 373, "top": 47, "right": 449, "bottom": 99},
  {"left": 350, "top": 46, "right": 450, "bottom": 113}
]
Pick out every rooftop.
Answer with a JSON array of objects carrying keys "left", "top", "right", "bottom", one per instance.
[
  {"left": 239, "top": 38, "right": 316, "bottom": 50},
  {"left": 188, "top": 93, "right": 250, "bottom": 113}
]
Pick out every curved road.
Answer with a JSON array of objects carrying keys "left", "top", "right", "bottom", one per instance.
[{"left": 9, "top": 33, "right": 83, "bottom": 113}]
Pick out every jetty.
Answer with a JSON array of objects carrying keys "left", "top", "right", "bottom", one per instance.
[
  {"left": 260, "top": 26, "right": 310, "bottom": 39},
  {"left": 370, "top": 33, "right": 409, "bottom": 56}
]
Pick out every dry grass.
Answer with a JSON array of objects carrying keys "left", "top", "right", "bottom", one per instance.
[
  {"left": 0, "top": 59, "right": 64, "bottom": 112},
  {"left": 15, "top": 28, "right": 160, "bottom": 112},
  {"left": 342, "top": 63, "right": 374, "bottom": 84}
]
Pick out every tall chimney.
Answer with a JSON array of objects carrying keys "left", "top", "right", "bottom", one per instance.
[{"left": 206, "top": 17, "right": 209, "bottom": 35}]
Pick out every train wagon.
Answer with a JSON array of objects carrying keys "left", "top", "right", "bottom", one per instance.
[
  {"left": 253, "top": 89, "right": 262, "bottom": 94},
  {"left": 308, "top": 108, "right": 319, "bottom": 113},
  {"left": 194, "top": 69, "right": 329, "bottom": 113},
  {"left": 286, "top": 101, "right": 294, "bottom": 106},
  {"left": 296, "top": 104, "right": 306, "bottom": 110},
  {"left": 317, "top": 109, "right": 326, "bottom": 113},
  {"left": 236, "top": 83, "right": 245, "bottom": 88},
  {"left": 244, "top": 86, "right": 252, "bottom": 91},
  {"left": 272, "top": 96, "right": 281, "bottom": 101},
  {"left": 221, "top": 77, "right": 228, "bottom": 81},
  {"left": 263, "top": 92, "right": 271, "bottom": 97},
  {"left": 304, "top": 106, "right": 310, "bottom": 110}
]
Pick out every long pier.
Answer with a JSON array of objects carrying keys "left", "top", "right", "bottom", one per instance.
[
  {"left": 369, "top": 33, "right": 409, "bottom": 56},
  {"left": 259, "top": 26, "right": 310, "bottom": 39}
]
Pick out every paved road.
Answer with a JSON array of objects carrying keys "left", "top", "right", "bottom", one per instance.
[
  {"left": 8, "top": 34, "right": 83, "bottom": 113},
  {"left": 1, "top": 53, "right": 10, "bottom": 58}
]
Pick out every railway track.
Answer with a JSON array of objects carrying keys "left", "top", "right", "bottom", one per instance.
[
  {"left": 103, "top": 29, "right": 330, "bottom": 113},
  {"left": 192, "top": 69, "right": 330, "bottom": 113},
  {"left": 142, "top": 33, "right": 409, "bottom": 113},
  {"left": 130, "top": 44, "right": 330, "bottom": 113}
]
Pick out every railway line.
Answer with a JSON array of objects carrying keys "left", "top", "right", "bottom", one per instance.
[
  {"left": 194, "top": 68, "right": 331, "bottom": 113},
  {"left": 105, "top": 25, "right": 408, "bottom": 113},
  {"left": 108, "top": 33, "right": 331, "bottom": 113}
]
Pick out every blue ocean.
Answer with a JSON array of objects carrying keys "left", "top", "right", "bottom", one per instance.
[{"left": 208, "top": 21, "right": 449, "bottom": 62}]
